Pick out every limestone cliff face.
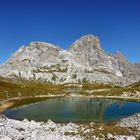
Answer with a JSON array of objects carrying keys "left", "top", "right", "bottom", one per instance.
[
  {"left": 135, "top": 63, "right": 140, "bottom": 70},
  {"left": 0, "top": 35, "right": 139, "bottom": 86},
  {"left": 115, "top": 52, "right": 140, "bottom": 85}
]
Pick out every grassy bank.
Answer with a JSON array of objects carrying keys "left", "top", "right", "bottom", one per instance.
[{"left": 0, "top": 77, "right": 140, "bottom": 101}]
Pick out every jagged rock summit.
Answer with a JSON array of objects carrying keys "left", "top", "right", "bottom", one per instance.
[{"left": 0, "top": 34, "right": 140, "bottom": 86}]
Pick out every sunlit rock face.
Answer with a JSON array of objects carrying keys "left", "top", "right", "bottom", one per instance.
[{"left": 0, "top": 34, "right": 139, "bottom": 86}]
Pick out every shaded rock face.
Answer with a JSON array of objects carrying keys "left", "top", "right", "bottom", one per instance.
[
  {"left": 115, "top": 52, "right": 140, "bottom": 85},
  {"left": 135, "top": 63, "right": 140, "bottom": 70},
  {"left": 0, "top": 35, "right": 139, "bottom": 86}
]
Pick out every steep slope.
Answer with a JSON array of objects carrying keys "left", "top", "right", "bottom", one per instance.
[
  {"left": 135, "top": 63, "right": 140, "bottom": 69},
  {"left": 0, "top": 35, "right": 139, "bottom": 86},
  {"left": 0, "top": 42, "right": 63, "bottom": 81},
  {"left": 69, "top": 35, "right": 123, "bottom": 75},
  {"left": 65, "top": 35, "right": 124, "bottom": 85},
  {"left": 115, "top": 52, "right": 140, "bottom": 85}
]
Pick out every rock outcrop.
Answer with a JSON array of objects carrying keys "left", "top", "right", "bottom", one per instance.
[{"left": 0, "top": 34, "right": 139, "bottom": 86}]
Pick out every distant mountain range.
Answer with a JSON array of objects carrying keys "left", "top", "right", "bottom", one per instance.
[{"left": 0, "top": 34, "right": 140, "bottom": 86}]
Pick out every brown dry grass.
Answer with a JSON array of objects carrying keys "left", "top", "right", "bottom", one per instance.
[{"left": 0, "top": 77, "right": 140, "bottom": 100}]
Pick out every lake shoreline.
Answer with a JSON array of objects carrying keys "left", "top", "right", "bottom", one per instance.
[
  {"left": 1, "top": 93, "right": 140, "bottom": 104},
  {"left": 0, "top": 95, "right": 140, "bottom": 139},
  {"left": 0, "top": 94, "right": 140, "bottom": 113}
]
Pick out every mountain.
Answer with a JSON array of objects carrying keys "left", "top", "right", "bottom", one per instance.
[{"left": 0, "top": 34, "right": 140, "bottom": 86}]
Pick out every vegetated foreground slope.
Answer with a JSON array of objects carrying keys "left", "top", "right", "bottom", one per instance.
[{"left": 0, "top": 77, "right": 140, "bottom": 100}]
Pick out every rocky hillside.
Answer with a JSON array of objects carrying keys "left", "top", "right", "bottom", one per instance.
[{"left": 0, "top": 35, "right": 140, "bottom": 86}]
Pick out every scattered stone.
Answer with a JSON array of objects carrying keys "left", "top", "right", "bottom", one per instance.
[
  {"left": 83, "top": 129, "right": 90, "bottom": 134},
  {"left": 114, "top": 135, "right": 136, "bottom": 140},
  {"left": 98, "top": 126, "right": 104, "bottom": 130},
  {"left": 107, "top": 133, "right": 113, "bottom": 139}
]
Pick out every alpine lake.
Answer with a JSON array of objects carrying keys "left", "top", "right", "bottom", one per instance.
[{"left": 3, "top": 97, "right": 140, "bottom": 123}]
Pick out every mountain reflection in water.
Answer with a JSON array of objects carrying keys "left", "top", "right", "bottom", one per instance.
[{"left": 4, "top": 97, "right": 140, "bottom": 123}]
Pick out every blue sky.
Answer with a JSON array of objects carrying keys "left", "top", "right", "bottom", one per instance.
[{"left": 0, "top": 0, "right": 140, "bottom": 64}]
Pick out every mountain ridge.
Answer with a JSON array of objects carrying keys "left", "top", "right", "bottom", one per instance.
[{"left": 0, "top": 34, "right": 140, "bottom": 86}]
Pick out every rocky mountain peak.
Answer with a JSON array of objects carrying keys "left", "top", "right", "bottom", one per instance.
[
  {"left": 0, "top": 34, "right": 140, "bottom": 86},
  {"left": 12, "top": 41, "right": 62, "bottom": 58},
  {"left": 115, "top": 51, "right": 130, "bottom": 65},
  {"left": 69, "top": 34, "right": 103, "bottom": 52},
  {"left": 67, "top": 35, "right": 103, "bottom": 67},
  {"left": 79, "top": 34, "right": 100, "bottom": 43},
  {"left": 28, "top": 41, "right": 61, "bottom": 50},
  {"left": 4, "top": 41, "right": 62, "bottom": 70}
]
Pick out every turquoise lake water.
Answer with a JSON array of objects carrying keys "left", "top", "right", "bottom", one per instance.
[{"left": 4, "top": 97, "right": 140, "bottom": 123}]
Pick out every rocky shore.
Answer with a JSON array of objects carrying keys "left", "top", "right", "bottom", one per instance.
[
  {"left": 0, "top": 113, "right": 140, "bottom": 140},
  {"left": 117, "top": 113, "right": 140, "bottom": 130}
]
